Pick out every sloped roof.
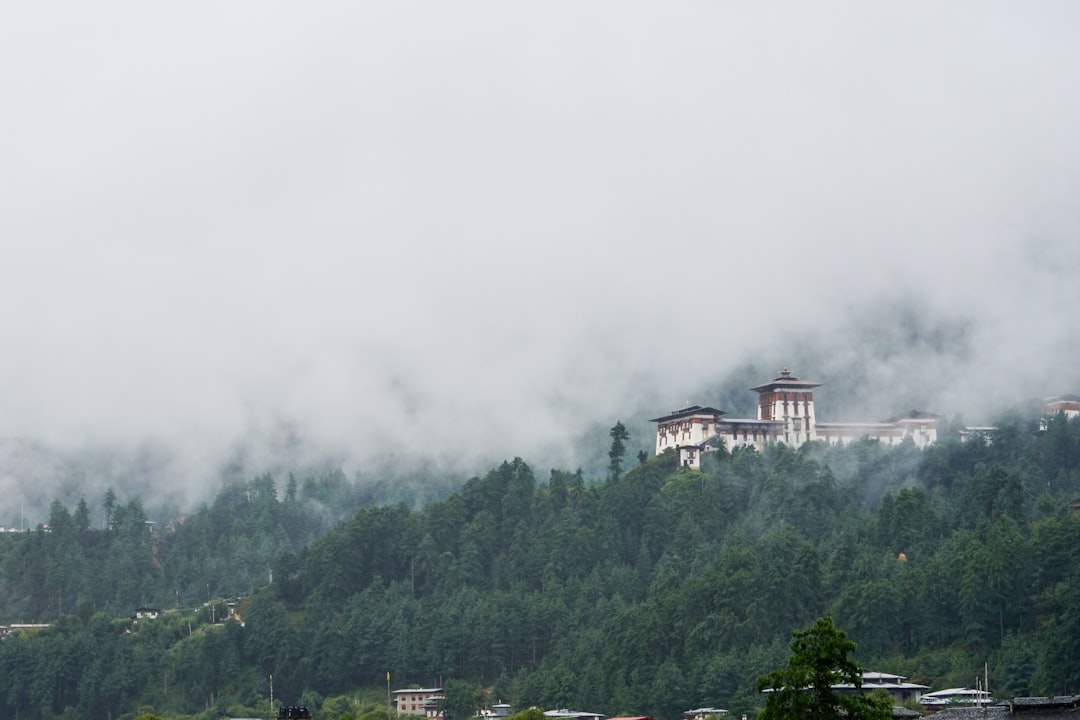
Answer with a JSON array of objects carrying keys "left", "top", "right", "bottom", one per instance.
[
  {"left": 883, "top": 410, "right": 943, "bottom": 422},
  {"left": 750, "top": 368, "right": 822, "bottom": 393},
  {"left": 1010, "top": 697, "right": 1080, "bottom": 711},
  {"left": 650, "top": 405, "right": 726, "bottom": 423},
  {"left": 931, "top": 697, "right": 1080, "bottom": 720},
  {"left": 928, "top": 706, "right": 1009, "bottom": 720},
  {"left": 718, "top": 418, "right": 784, "bottom": 427}
]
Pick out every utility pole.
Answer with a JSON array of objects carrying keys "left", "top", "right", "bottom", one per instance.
[{"left": 387, "top": 672, "right": 392, "bottom": 720}]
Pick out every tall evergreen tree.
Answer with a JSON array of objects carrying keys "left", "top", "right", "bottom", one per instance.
[{"left": 608, "top": 421, "right": 629, "bottom": 479}]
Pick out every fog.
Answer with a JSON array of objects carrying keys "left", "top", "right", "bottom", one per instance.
[{"left": 2, "top": 3, "right": 1079, "bottom": 518}]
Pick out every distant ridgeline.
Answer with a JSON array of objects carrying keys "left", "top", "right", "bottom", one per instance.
[{"left": 651, "top": 368, "right": 1079, "bottom": 470}]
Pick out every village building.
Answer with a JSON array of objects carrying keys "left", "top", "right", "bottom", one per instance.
[
  {"left": 543, "top": 710, "right": 605, "bottom": 720},
  {"left": 0, "top": 623, "right": 49, "bottom": 637},
  {"left": 393, "top": 688, "right": 443, "bottom": 717},
  {"left": 921, "top": 688, "right": 994, "bottom": 708},
  {"left": 929, "top": 695, "right": 1080, "bottom": 720},
  {"left": 652, "top": 368, "right": 942, "bottom": 469},
  {"left": 959, "top": 426, "right": 997, "bottom": 442},
  {"left": 424, "top": 695, "right": 446, "bottom": 720},
  {"left": 683, "top": 708, "right": 728, "bottom": 720},
  {"left": 832, "top": 670, "right": 929, "bottom": 705},
  {"left": 133, "top": 607, "right": 161, "bottom": 622}
]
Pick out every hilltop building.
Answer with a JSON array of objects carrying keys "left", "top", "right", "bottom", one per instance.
[
  {"left": 652, "top": 368, "right": 941, "bottom": 469},
  {"left": 133, "top": 607, "right": 161, "bottom": 622},
  {"left": 1046, "top": 394, "right": 1080, "bottom": 419},
  {"left": 1041, "top": 394, "right": 1080, "bottom": 431}
]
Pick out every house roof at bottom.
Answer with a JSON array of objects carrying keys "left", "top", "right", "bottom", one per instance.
[
  {"left": 928, "top": 706, "right": 1009, "bottom": 720},
  {"left": 930, "top": 700, "right": 1080, "bottom": 720},
  {"left": 1011, "top": 697, "right": 1080, "bottom": 709}
]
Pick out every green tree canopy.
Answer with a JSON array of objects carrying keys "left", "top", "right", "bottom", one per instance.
[
  {"left": 439, "top": 680, "right": 486, "bottom": 720},
  {"left": 757, "top": 617, "right": 891, "bottom": 720}
]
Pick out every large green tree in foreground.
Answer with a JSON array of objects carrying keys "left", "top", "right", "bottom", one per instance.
[{"left": 757, "top": 617, "right": 891, "bottom": 720}]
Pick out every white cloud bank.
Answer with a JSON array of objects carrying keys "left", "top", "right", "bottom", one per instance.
[{"left": 1, "top": 2, "right": 1078, "bottom": 512}]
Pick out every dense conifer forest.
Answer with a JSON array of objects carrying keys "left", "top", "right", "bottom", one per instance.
[{"left": 2, "top": 408, "right": 1080, "bottom": 720}]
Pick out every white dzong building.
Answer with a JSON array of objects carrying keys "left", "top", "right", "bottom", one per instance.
[
  {"left": 652, "top": 368, "right": 941, "bottom": 469},
  {"left": 1045, "top": 394, "right": 1080, "bottom": 419}
]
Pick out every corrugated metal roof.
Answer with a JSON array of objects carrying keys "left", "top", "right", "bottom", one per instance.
[{"left": 650, "top": 406, "right": 726, "bottom": 423}]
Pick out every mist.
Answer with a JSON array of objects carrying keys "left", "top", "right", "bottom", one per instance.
[{"left": 2, "top": 3, "right": 1079, "bottom": 518}]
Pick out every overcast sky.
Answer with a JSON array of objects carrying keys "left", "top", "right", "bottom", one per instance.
[{"left": 2, "top": 3, "right": 1079, "bottom": 512}]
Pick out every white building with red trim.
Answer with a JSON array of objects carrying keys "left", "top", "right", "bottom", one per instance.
[
  {"left": 652, "top": 368, "right": 942, "bottom": 469},
  {"left": 1046, "top": 394, "right": 1080, "bottom": 419}
]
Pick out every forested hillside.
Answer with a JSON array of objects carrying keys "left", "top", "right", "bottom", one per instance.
[{"left": 2, "top": 409, "right": 1080, "bottom": 720}]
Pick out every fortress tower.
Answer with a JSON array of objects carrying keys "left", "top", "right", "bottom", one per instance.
[{"left": 750, "top": 368, "right": 821, "bottom": 445}]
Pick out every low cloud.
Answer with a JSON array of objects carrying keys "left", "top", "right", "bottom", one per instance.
[{"left": 1, "top": 3, "right": 1078, "bottom": 519}]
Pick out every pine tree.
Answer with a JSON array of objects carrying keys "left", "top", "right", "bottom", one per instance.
[{"left": 608, "top": 421, "right": 629, "bottom": 479}]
